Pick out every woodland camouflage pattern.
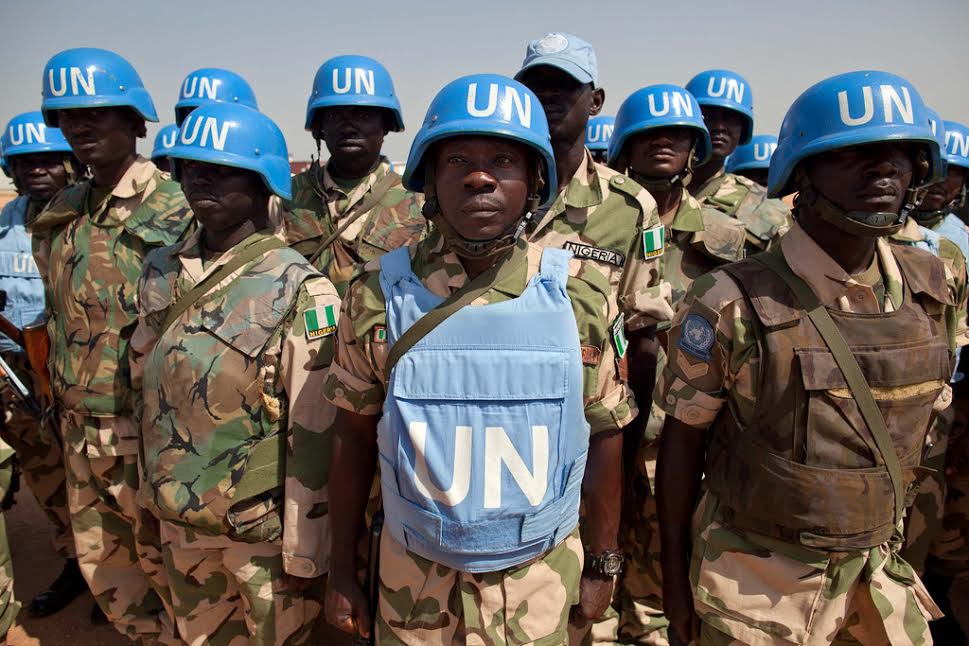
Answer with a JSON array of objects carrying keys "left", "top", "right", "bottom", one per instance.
[
  {"left": 282, "top": 158, "right": 428, "bottom": 295},
  {"left": 324, "top": 235, "right": 632, "bottom": 645},
  {"left": 657, "top": 223, "right": 968, "bottom": 645},
  {"left": 0, "top": 438, "right": 18, "bottom": 640},
  {"left": 131, "top": 230, "right": 338, "bottom": 643},
  {"left": 692, "top": 168, "right": 791, "bottom": 253}
]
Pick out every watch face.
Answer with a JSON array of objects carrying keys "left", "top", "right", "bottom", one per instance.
[{"left": 604, "top": 553, "right": 623, "bottom": 575}]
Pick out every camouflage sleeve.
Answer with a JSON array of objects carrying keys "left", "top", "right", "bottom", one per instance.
[
  {"left": 282, "top": 275, "right": 342, "bottom": 578},
  {"left": 566, "top": 260, "right": 637, "bottom": 435},
  {"left": 940, "top": 240, "right": 969, "bottom": 350},
  {"left": 620, "top": 189, "right": 674, "bottom": 333},
  {"left": 654, "top": 270, "right": 760, "bottom": 430},
  {"left": 321, "top": 270, "right": 388, "bottom": 416}
]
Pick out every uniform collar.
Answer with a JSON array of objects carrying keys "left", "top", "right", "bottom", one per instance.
[
  {"left": 667, "top": 188, "right": 705, "bottom": 233},
  {"left": 418, "top": 229, "right": 528, "bottom": 299},
  {"left": 780, "top": 222, "right": 903, "bottom": 313},
  {"left": 88, "top": 156, "right": 158, "bottom": 224},
  {"left": 692, "top": 166, "right": 727, "bottom": 200},
  {"left": 891, "top": 217, "right": 926, "bottom": 243},
  {"left": 318, "top": 157, "right": 389, "bottom": 206},
  {"left": 174, "top": 227, "right": 278, "bottom": 283},
  {"left": 529, "top": 149, "right": 603, "bottom": 235}
]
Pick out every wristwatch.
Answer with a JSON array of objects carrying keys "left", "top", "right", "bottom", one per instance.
[{"left": 585, "top": 549, "right": 624, "bottom": 576}]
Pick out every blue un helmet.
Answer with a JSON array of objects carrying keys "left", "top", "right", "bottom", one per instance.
[
  {"left": 2, "top": 111, "right": 73, "bottom": 160},
  {"left": 41, "top": 48, "right": 158, "bottom": 127},
  {"left": 174, "top": 68, "right": 258, "bottom": 126},
  {"left": 167, "top": 103, "right": 292, "bottom": 200},
  {"left": 586, "top": 115, "right": 614, "bottom": 153},
  {"left": 685, "top": 69, "right": 754, "bottom": 145},
  {"left": 0, "top": 140, "right": 8, "bottom": 178},
  {"left": 608, "top": 84, "right": 711, "bottom": 178},
  {"left": 726, "top": 134, "right": 778, "bottom": 174},
  {"left": 943, "top": 120, "right": 969, "bottom": 173},
  {"left": 304, "top": 55, "right": 404, "bottom": 132},
  {"left": 151, "top": 124, "right": 180, "bottom": 163},
  {"left": 768, "top": 71, "right": 941, "bottom": 235}
]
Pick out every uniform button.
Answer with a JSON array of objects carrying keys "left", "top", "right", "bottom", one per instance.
[
  {"left": 666, "top": 394, "right": 676, "bottom": 405},
  {"left": 613, "top": 177, "right": 625, "bottom": 185}
]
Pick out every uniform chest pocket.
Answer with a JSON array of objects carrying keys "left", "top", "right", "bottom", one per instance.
[
  {"left": 796, "top": 346, "right": 949, "bottom": 470},
  {"left": 200, "top": 294, "right": 289, "bottom": 358}
]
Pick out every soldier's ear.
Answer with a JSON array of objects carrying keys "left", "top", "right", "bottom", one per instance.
[{"left": 589, "top": 87, "right": 605, "bottom": 117}]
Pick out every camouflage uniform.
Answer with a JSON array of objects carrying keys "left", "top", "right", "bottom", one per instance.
[
  {"left": 0, "top": 438, "right": 18, "bottom": 640},
  {"left": 0, "top": 196, "right": 75, "bottom": 560},
  {"left": 891, "top": 217, "right": 969, "bottom": 574},
  {"left": 657, "top": 223, "right": 969, "bottom": 645},
  {"left": 620, "top": 191, "right": 745, "bottom": 646},
  {"left": 324, "top": 231, "right": 636, "bottom": 645},
  {"left": 29, "top": 156, "right": 192, "bottom": 642},
  {"left": 131, "top": 229, "right": 339, "bottom": 644},
  {"left": 282, "top": 157, "right": 427, "bottom": 295},
  {"left": 691, "top": 168, "right": 791, "bottom": 253}
]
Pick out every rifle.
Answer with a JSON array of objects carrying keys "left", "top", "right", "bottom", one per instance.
[
  {"left": 0, "top": 290, "right": 52, "bottom": 404},
  {"left": 354, "top": 509, "right": 384, "bottom": 646},
  {"left": 0, "top": 353, "right": 41, "bottom": 418}
]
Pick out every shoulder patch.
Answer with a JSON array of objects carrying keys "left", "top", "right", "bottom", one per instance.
[
  {"left": 643, "top": 225, "right": 665, "bottom": 258},
  {"left": 611, "top": 313, "right": 628, "bottom": 358},
  {"left": 303, "top": 304, "right": 338, "bottom": 340},
  {"left": 676, "top": 314, "right": 716, "bottom": 361}
]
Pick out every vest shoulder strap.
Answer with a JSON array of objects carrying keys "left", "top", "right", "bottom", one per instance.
[
  {"left": 538, "top": 247, "right": 571, "bottom": 286},
  {"left": 891, "top": 244, "right": 955, "bottom": 306},
  {"left": 720, "top": 253, "right": 802, "bottom": 327},
  {"left": 307, "top": 171, "right": 399, "bottom": 265},
  {"left": 379, "top": 246, "right": 416, "bottom": 285}
]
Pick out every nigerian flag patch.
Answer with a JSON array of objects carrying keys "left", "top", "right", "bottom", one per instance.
[
  {"left": 612, "top": 313, "right": 628, "bottom": 359},
  {"left": 643, "top": 225, "right": 665, "bottom": 258},
  {"left": 303, "top": 304, "right": 337, "bottom": 340},
  {"left": 373, "top": 326, "right": 387, "bottom": 343}
]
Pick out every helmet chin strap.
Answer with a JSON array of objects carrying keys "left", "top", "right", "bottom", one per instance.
[
  {"left": 794, "top": 169, "right": 908, "bottom": 237},
  {"left": 422, "top": 160, "right": 543, "bottom": 259},
  {"left": 622, "top": 142, "right": 697, "bottom": 192}
]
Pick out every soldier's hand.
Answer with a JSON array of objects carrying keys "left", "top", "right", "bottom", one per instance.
[
  {"left": 572, "top": 572, "right": 615, "bottom": 621},
  {"left": 664, "top": 575, "right": 699, "bottom": 644},
  {"left": 325, "top": 573, "right": 372, "bottom": 638}
]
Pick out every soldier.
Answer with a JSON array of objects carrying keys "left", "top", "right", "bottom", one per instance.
[
  {"left": 284, "top": 54, "right": 426, "bottom": 295},
  {"left": 150, "top": 124, "right": 179, "bottom": 174},
  {"left": 130, "top": 102, "right": 336, "bottom": 645},
  {"left": 918, "top": 120, "right": 969, "bottom": 263},
  {"left": 0, "top": 111, "right": 88, "bottom": 618},
  {"left": 685, "top": 69, "right": 790, "bottom": 252},
  {"left": 724, "top": 134, "right": 777, "bottom": 188},
  {"left": 587, "top": 115, "right": 615, "bottom": 164},
  {"left": 514, "top": 32, "right": 671, "bottom": 644},
  {"left": 0, "top": 438, "right": 17, "bottom": 643},
  {"left": 656, "top": 71, "right": 969, "bottom": 645},
  {"left": 29, "top": 47, "right": 193, "bottom": 641},
  {"left": 324, "top": 74, "right": 628, "bottom": 645},
  {"left": 606, "top": 84, "right": 745, "bottom": 646}
]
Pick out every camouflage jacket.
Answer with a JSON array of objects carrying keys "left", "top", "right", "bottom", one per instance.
[
  {"left": 282, "top": 158, "right": 428, "bottom": 296},
  {"left": 892, "top": 216, "right": 969, "bottom": 318},
  {"left": 692, "top": 168, "right": 791, "bottom": 253},
  {"left": 29, "top": 157, "right": 193, "bottom": 457},
  {"left": 130, "top": 229, "right": 340, "bottom": 547}
]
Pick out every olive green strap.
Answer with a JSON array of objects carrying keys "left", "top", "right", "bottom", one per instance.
[
  {"left": 230, "top": 433, "right": 286, "bottom": 503},
  {"left": 385, "top": 240, "right": 528, "bottom": 373},
  {"left": 754, "top": 251, "right": 905, "bottom": 526},
  {"left": 160, "top": 235, "right": 286, "bottom": 339},
  {"left": 308, "top": 172, "right": 399, "bottom": 266}
]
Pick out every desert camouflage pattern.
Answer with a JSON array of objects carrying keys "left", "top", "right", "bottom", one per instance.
[
  {"left": 324, "top": 234, "right": 631, "bottom": 644},
  {"left": 692, "top": 168, "right": 791, "bottom": 253},
  {"left": 29, "top": 156, "right": 194, "bottom": 452},
  {"left": 282, "top": 158, "right": 428, "bottom": 295},
  {"left": 159, "top": 520, "right": 319, "bottom": 646},
  {"left": 62, "top": 413, "right": 175, "bottom": 643},
  {"left": 615, "top": 191, "right": 746, "bottom": 646},
  {"left": 0, "top": 351, "right": 74, "bottom": 558},
  {"left": 0, "top": 438, "right": 18, "bottom": 639},
  {"left": 526, "top": 151, "right": 672, "bottom": 335},
  {"left": 655, "top": 223, "right": 968, "bottom": 644}
]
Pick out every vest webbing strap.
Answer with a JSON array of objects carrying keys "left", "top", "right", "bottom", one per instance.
[
  {"left": 753, "top": 251, "right": 905, "bottom": 526},
  {"left": 160, "top": 235, "right": 286, "bottom": 339},
  {"left": 230, "top": 433, "right": 286, "bottom": 504},
  {"left": 308, "top": 171, "right": 399, "bottom": 266},
  {"left": 385, "top": 240, "right": 529, "bottom": 373}
]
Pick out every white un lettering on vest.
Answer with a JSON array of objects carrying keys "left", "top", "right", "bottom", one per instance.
[{"left": 408, "top": 421, "right": 550, "bottom": 509}]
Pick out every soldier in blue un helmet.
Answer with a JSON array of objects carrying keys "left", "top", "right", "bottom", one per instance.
[
  {"left": 724, "top": 134, "right": 778, "bottom": 188},
  {"left": 657, "top": 71, "right": 967, "bottom": 645},
  {"left": 587, "top": 115, "right": 615, "bottom": 164},
  {"left": 150, "top": 124, "right": 179, "bottom": 174}
]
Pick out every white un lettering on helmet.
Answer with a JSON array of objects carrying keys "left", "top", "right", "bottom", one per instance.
[
  {"left": 838, "top": 85, "right": 914, "bottom": 127},
  {"left": 707, "top": 76, "right": 745, "bottom": 103},
  {"left": 754, "top": 141, "right": 777, "bottom": 161},
  {"left": 180, "top": 114, "right": 231, "bottom": 151},
  {"left": 182, "top": 76, "right": 220, "bottom": 100},
  {"left": 465, "top": 83, "right": 532, "bottom": 128},
  {"left": 332, "top": 68, "right": 375, "bottom": 95},
  {"left": 648, "top": 91, "right": 694, "bottom": 117},
  {"left": 948, "top": 131, "right": 969, "bottom": 158},
  {"left": 8, "top": 123, "right": 46, "bottom": 146},
  {"left": 48, "top": 67, "right": 96, "bottom": 97}
]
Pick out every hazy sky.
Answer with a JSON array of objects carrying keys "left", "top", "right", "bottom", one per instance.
[{"left": 2, "top": 0, "right": 967, "bottom": 189}]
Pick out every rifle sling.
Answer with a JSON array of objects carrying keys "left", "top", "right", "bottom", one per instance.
[
  {"left": 308, "top": 172, "right": 398, "bottom": 266},
  {"left": 753, "top": 251, "right": 905, "bottom": 526}
]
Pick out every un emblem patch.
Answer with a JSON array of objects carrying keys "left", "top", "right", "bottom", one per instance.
[{"left": 677, "top": 314, "right": 715, "bottom": 361}]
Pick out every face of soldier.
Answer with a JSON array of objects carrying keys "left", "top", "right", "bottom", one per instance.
[
  {"left": 807, "top": 142, "right": 915, "bottom": 214},
  {"left": 626, "top": 127, "right": 694, "bottom": 178},
  {"left": 9, "top": 152, "right": 69, "bottom": 202},
  {"left": 57, "top": 107, "right": 142, "bottom": 168},
  {"left": 179, "top": 160, "right": 269, "bottom": 239},
  {"left": 433, "top": 136, "right": 531, "bottom": 242},
  {"left": 737, "top": 168, "right": 769, "bottom": 188},
  {"left": 316, "top": 106, "right": 388, "bottom": 178},
  {"left": 518, "top": 66, "right": 603, "bottom": 146},
  {"left": 943, "top": 166, "right": 967, "bottom": 205},
  {"left": 701, "top": 106, "right": 744, "bottom": 161}
]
